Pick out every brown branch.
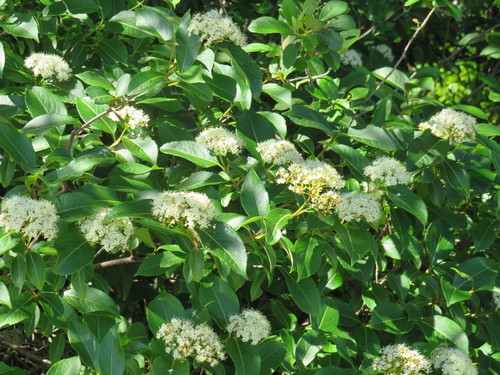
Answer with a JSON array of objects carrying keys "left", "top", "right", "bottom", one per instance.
[
  {"left": 364, "top": 7, "right": 438, "bottom": 103},
  {"left": 0, "top": 339, "right": 52, "bottom": 367},
  {"left": 94, "top": 255, "right": 141, "bottom": 270},
  {"left": 287, "top": 68, "right": 332, "bottom": 83}
]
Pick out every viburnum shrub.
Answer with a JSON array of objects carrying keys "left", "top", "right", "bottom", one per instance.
[{"left": 0, "top": 0, "right": 498, "bottom": 374}]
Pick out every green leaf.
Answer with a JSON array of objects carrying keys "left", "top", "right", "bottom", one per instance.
[
  {"left": 320, "top": 1, "right": 349, "bottom": 21},
  {"left": 199, "top": 277, "right": 239, "bottom": 328},
  {"left": 221, "top": 44, "right": 263, "bottom": 99},
  {"left": 25, "top": 86, "right": 67, "bottom": 117},
  {"left": 135, "top": 251, "right": 183, "bottom": 276},
  {"left": 76, "top": 71, "right": 115, "bottom": 90},
  {"left": 53, "top": 156, "right": 114, "bottom": 181},
  {"left": 372, "top": 67, "right": 409, "bottom": 92},
  {"left": 262, "top": 83, "right": 292, "bottom": 109},
  {"left": 49, "top": 334, "right": 66, "bottom": 364},
  {"left": 68, "top": 321, "right": 98, "bottom": 370},
  {"left": 146, "top": 292, "right": 185, "bottom": 333},
  {"left": 98, "top": 330, "right": 126, "bottom": 375},
  {"left": 0, "top": 42, "right": 4, "bottom": 79},
  {"left": 76, "top": 98, "right": 116, "bottom": 134},
  {"left": 0, "top": 282, "right": 11, "bottom": 309},
  {"left": 472, "top": 219, "right": 498, "bottom": 252},
  {"left": 183, "top": 247, "right": 205, "bottom": 283},
  {"left": 281, "top": 272, "right": 321, "bottom": 315},
  {"left": 0, "top": 123, "right": 36, "bottom": 171},
  {"left": 26, "top": 252, "right": 45, "bottom": 290},
  {"left": 329, "top": 144, "right": 370, "bottom": 180},
  {"left": 39, "top": 293, "right": 76, "bottom": 328},
  {"left": 258, "top": 341, "right": 287, "bottom": 375},
  {"left": 453, "top": 257, "right": 498, "bottom": 291},
  {"left": 404, "top": 0, "right": 421, "bottom": 5},
  {"left": 105, "top": 199, "right": 153, "bottom": 221},
  {"left": 122, "top": 135, "right": 158, "bottom": 164},
  {"left": 443, "top": 160, "right": 469, "bottom": 198},
  {"left": 22, "top": 114, "right": 79, "bottom": 135},
  {"left": 334, "top": 222, "right": 377, "bottom": 263},
  {"left": 264, "top": 208, "right": 293, "bottom": 245},
  {"left": 62, "top": 0, "right": 100, "bottom": 14},
  {"left": 370, "top": 302, "right": 412, "bottom": 334},
  {"left": 241, "top": 169, "right": 270, "bottom": 217},
  {"left": 406, "top": 133, "right": 449, "bottom": 170},
  {"left": 178, "top": 82, "right": 213, "bottom": 110},
  {"left": 199, "top": 222, "right": 248, "bottom": 278},
  {"left": 128, "top": 71, "right": 165, "bottom": 98},
  {"left": 419, "top": 315, "right": 469, "bottom": 353},
  {"left": 152, "top": 355, "right": 189, "bottom": 375},
  {"left": 347, "top": 125, "right": 401, "bottom": 151},
  {"left": 160, "top": 140, "right": 219, "bottom": 167},
  {"left": 63, "top": 288, "right": 119, "bottom": 315},
  {"left": 226, "top": 338, "right": 260, "bottom": 375},
  {"left": 96, "top": 39, "right": 128, "bottom": 64},
  {"left": 11, "top": 255, "right": 26, "bottom": 289},
  {"left": 386, "top": 186, "right": 428, "bottom": 226},
  {"left": 440, "top": 279, "right": 472, "bottom": 307},
  {"left": 46, "top": 357, "right": 81, "bottom": 375},
  {"left": 136, "top": 7, "right": 173, "bottom": 42},
  {"left": 248, "top": 17, "right": 294, "bottom": 34},
  {"left": 312, "top": 298, "right": 339, "bottom": 333},
  {"left": 176, "top": 27, "right": 201, "bottom": 72},
  {"left": 236, "top": 111, "right": 277, "bottom": 157},
  {"left": 0, "top": 293, "right": 34, "bottom": 329},
  {"left": 52, "top": 192, "right": 101, "bottom": 222},
  {"left": 3, "top": 13, "right": 39, "bottom": 41},
  {"left": 296, "top": 330, "right": 327, "bottom": 366},
  {"left": 285, "top": 105, "right": 332, "bottom": 134}
]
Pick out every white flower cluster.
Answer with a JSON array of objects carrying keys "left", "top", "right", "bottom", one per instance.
[
  {"left": 493, "top": 292, "right": 500, "bottom": 309},
  {"left": 340, "top": 50, "right": 363, "bottom": 66},
  {"left": 109, "top": 105, "right": 150, "bottom": 129},
  {"left": 372, "top": 344, "right": 431, "bottom": 375},
  {"left": 157, "top": 318, "right": 226, "bottom": 366},
  {"left": 364, "top": 157, "right": 411, "bottom": 186},
  {"left": 196, "top": 127, "right": 244, "bottom": 156},
  {"left": 335, "top": 192, "right": 382, "bottom": 223},
  {"left": 227, "top": 309, "right": 271, "bottom": 345},
  {"left": 151, "top": 191, "right": 217, "bottom": 229},
  {"left": 419, "top": 108, "right": 478, "bottom": 143},
  {"left": 430, "top": 347, "right": 478, "bottom": 375},
  {"left": 25, "top": 53, "right": 72, "bottom": 81},
  {"left": 187, "top": 10, "right": 247, "bottom": 47},
  {"left": 78, "top": 208, "right": 134, "bottom": 253},
  {"left": 256, "top": 139, "right": 304, "bottom": 165},
  {"left": 373, "top": 44, "right": 394, "bottom": 61},
  {"left": 0, "top": 195, "right": 59, "bottom": 241},
  {"left": 277, "top": 160, "right": 345, "bottom": 213}
]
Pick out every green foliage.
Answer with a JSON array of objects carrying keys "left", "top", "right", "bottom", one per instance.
[{"left": 0, "top": 0, "right": 498, "bottom": 374}]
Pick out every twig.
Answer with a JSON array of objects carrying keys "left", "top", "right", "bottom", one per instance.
[
  {"left": 0, "top": 339, "right": 52, "bottom": 367},
  {"left": 364, "top": 7, "right": 438, "bottom": 104},
  {"left": 358, "top": 6, "right": 402, "bottom": 41},
  {"left": 94, "top": 255, "right": 141, "bottom": 270},
  {"left": 287, "top": 68, "right": 332, "bottom": 83},
  {"left": 440, "top": 24, "right": 500, "bottom": 65}
]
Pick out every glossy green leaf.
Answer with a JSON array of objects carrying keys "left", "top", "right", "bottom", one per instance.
[
  {"left": 98, "top": 330, "right": 126, "bottom": 375},
  {"left": 3, "top": 13, "right": 39, "bottom": 41},
  {"left": 96, "top": 39, "right": 128, "bottom": 64},
  {"left": 453, "top": 257, "right": 498, "bottom": 291},
  {"left": 0, "top": 123, "right": 36, "bottom": 171},
  {"left": 135, "top": 251, "right": 183, "bottom": 277},
  {"left": 334, "top": 222, "right": 377, "bottom": 263},
  {"left": 105, "top": 199, "right": 153, "bottom": 221},
  {"left": 372, "top": 67, "right": 409, "bottom": 92},
  {"left": 176, "top": 27, "right": 200, "bottom": 72},
  {"left": 25, "top": 86, "right": 67, "bottom": 117},
  {"left": 406, "top": 133, "right": 449, "bottom": 170},
  {"left": 199, "top": 222, "right": 248, "bottom": 278},
  {"left": 160, "top": 140, "right": 219, "bottom": 167},
  {"left": 128, "top": 71, "right": 165, "bottom": 98},
  {"left": 236, "top": 111, "right": 277, "bottom": 157},
  {"left": 222, "top": 44, "right": 263, "bottom": 99},
  {"left": 258, "top": 341, "right": 287, "bottom": 375},
  {"left": 370, "top": 302, "right": 412, "bottom": 334},
  {"left": 76, "top": 97, "right": 116, "bottom": 134},
  {"left": 285, "top": 105, "right": 332, "bottom": 134},
  {"left": 146, "top": 292, "right": 185, "bottom": 333},
  {"left": 62, "top": 0, "right": 100, "bottom": 14},
  {"left": 0, "top": 42, "right": 4, "bottom": 79},
  {"left": 122, "top": 135, "right": 158, "bottom": 164},
  {"left": 136, "top": 7, "right": 173, "bottom": 42},
  {"left": 262, "top": 83, "right": 292, "bottom": 109},
  {"left": 22, "top": 114, "right": 79, "bottom": 135},
  {"left": 282, "top": 272, "right": 321, "bottom": 315},
  {"left": 0, "top": 293, "right": 34, "bottom": 329},
  {"left": 46, "top": 357, "right": 81, "bottom": 375},
  {"left": 296, "top": 330, "right": 327, "bottom": 366},
  {"left": 26, "top": 252, "right": 45, "bottom": 290},
  {"left": 320, "top": 1, "right": 349, "bottom": 21},
  {"left": 68, "top": 320, "right": 98, "bottom": 370},
  {"left": 330, "top": 144, "right": 370, "bottom": 180},
  {"left": 441, "top": 279, "right": 472, "bottom": 307},
  {"left": 63, "top": 288, "right": 119, "bottom": 315},
  {"left": 76, "top": 71, "right": 114, "bottom": 90},
  {"left": 386, "top": 186, "right": 428, "bottom": 226},
  {"left": 52, "top": 192, "right": 101, "bottom": 222},
  {"left": 248, "top": 17, "right": 294, "bottom": 34},
  {"left": 472, "top": 219, "right": 498, "bottom": 252},
  {"left": 0, "top": 282, "right": 11, "bottom": 309},
  {"left": 241, "top": 169, "right": 269, "bottom": 217},
  {"left": 226, "top": 338, "right": 260, "bottom": 375},
  {"left": 347, "top": 125, "right": 401, "bottom": 151},
  {"left": 199, "top": 277, "right": 239, "bottom": 328},
  {"left": 419, "top": 315, "right": 469, "bottom": 353},
  {"left": 11, "top": 255, "right": 26, "bottom": 289},
  {"left": 53, "top": 232, "right": 94, "bottom": 275}
]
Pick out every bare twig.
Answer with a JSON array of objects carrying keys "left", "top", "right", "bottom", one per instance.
[
  {"left": 358, "top": 6, "right": 403, "bottom": 41},
  {"left": 287, "top": 68, "right": 332, "bottom": 83},
  {"left": 364, "top": 7, "right": 438, "bottom": 103},
  {"left": 0, "top": 339, "right": 52, "bottom": 367},
  {"left": 94, "top": 255, "right": 141, "bottom": 270}
]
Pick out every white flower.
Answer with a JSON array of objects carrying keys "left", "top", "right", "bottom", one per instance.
[
  {"left": 157, "top": 318, "right": 226, "bottom": 366},
  {"left": 187, "top": 10, "right": 247, "bottom": 47},
  {"left": 0, "top": 195, "right": 59, "bottom": 241},
  {"left": 195, "top": 127, "right": 244, "bottom": 156},
  {"left": 373, "top": 44, "right": 394, "bottom": 61},
  {"left": 227, "top": 309, "right": 271, "bottom": 345},
  {"left": 340, "top": 50, "right": 363, "bottom": 66},
  {"left": 493, "top": 292, "right": 500, "bottom": 309},
  {"left": 25, "top": 53, "right": 72, "bottom": 81},
  {"left": 335, "top": 192, "right": 382, "bottom": 223},
  {"left": 78, "top": 208, "right": 134, "bottom": 253},
  {"left": 151, "top": 191, "right": 217, "bottom": 229},
  {"left": 480, "top": 192, "right": 492, "bottom": 202},
  {"left": 372, "top": 344, "right": 431, "bottom": 375},
  {"left": 256, "top": 139, "right": 304, "bottom": 165},
  {"left": 430, "top": 347, "right": 478, "bottom": 375},
  {"left": 418, "top": 108, "right": 478, "bottom": 143},
  {"left": 109, "top": 105, "right": 150, "bottom": 129},
  {"left": 309, "top": 190, "right": 341, "bottom": 213},
  {"left": 364, "top": 157, "right": 411, "bottom": 186}
]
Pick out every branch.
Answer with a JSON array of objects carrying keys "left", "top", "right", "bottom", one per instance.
[
  {"left": 364, "top": 7, "right": 438, "bottom": 104},
  {"left": 94, "top": 255, "right": 141, "bottom": 270},
  {"left": 358, "top": 5, "right": 402, "bottom": 41},
  {"left": 0, "top": 339, "right": 52, "bottom": 367},
  {"left": 287, "top": 68, "right": 332, "bottom": 83}
]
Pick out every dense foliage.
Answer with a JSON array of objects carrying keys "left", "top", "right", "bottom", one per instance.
[{"left": 0, "top": 0, "right": 498, "bottom": 374}]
